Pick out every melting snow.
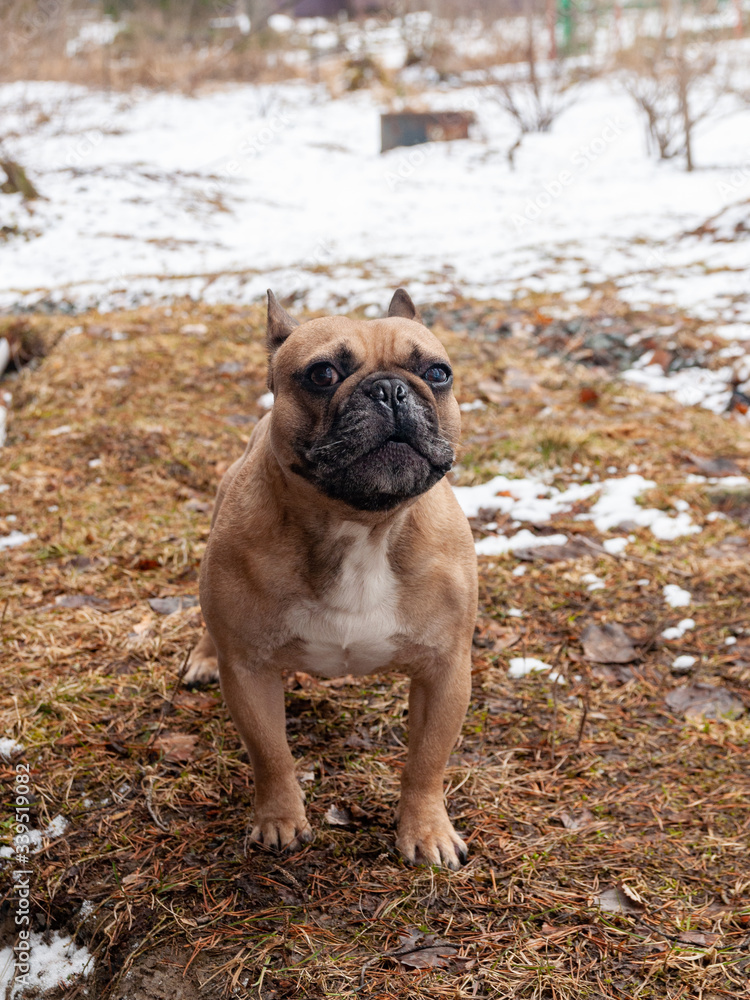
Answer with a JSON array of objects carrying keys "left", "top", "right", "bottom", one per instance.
[
  {"left": 663, "top": 584, "right": 692, "bottom": 608},
  {"left": 508, "top": 657, "right": 565, "bottom": 684},
  {"left": 0, "top": 531, "right": 36, "bottom": 551},
  {"left": 0, "top": 737, "right": 23, "bottom": 760},
  {"left": 455, "top": 472, "right": 701, "bottom": 552},
  {"left": 0, "top": 931, "right": 93, "bottom": 999},
  {"left": 475, "top": 529, "right": 568, "bottom": 556},
  {"left": 662, "top": 618, "right": 696, "bottom": 640}
]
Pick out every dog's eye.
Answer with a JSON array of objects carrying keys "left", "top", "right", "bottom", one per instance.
[
  {"left": 307, "top": 362, "right": 340, "bottom": 387},
  {"left": 423, "top": 365, "right": 451, "bottom": 385}
]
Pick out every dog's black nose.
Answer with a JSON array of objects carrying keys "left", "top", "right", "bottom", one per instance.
[{"left": 369, "top": 377, "right": 408, "bottom": 411}]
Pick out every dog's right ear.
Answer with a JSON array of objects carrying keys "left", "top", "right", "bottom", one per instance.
[{"left": 266, "top": 290, "right": 298, "bottom": 354}]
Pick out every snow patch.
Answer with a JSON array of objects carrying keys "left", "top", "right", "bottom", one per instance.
[
  {"left": 0, "top": 530, "right": 36, "bottom": 551},
  {"left": 0, "top": 737, "right": 23, "bottom": 760},
  {"left": 508, "top": 657, "right": 565, "bottom": 684},
  {"left": 663, "top": 584, "right": 692, "bottom": 608},
  {"left": 0, "top": 931, "right": 93, "bottom": 998}
]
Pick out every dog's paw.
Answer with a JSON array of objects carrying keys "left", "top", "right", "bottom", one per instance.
[
  {"left": 396, "top": 804, "right": 468, "bottom": 870},
  {"left": 182, "top": 632, "right": 219, "bottom": 686},
  {"left": 250, "top": 810, "right": 313, "bottom": 853}
]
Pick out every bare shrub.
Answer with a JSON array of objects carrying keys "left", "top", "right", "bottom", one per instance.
[{"left": 617, "top": 16, "right": 735, "bottom": 172}]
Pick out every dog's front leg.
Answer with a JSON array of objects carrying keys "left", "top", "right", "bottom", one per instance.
[
  {"left": 397, "top": 657, "right": 471, "bottom": 870},
  {"left": 219, "top": 657, "right": 312, "bottom": 852}
]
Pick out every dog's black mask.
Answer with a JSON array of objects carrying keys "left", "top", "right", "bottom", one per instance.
[{"left": 293, "top": 371, "right": 455, "bottom": 511}]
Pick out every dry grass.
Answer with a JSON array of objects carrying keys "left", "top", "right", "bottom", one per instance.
[{"left": 0, "top": 297, "right": 749, "bottom": 999}]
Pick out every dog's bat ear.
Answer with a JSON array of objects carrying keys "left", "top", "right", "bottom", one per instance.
[
  {"left": 266, "top": 290, "right": 299, "bottom": 353},
  {"left": 387, "top": 288, "right": 423, "bottom": 324}
]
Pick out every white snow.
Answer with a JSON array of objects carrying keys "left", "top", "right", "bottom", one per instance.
[
  {"left": 475, "top": 529, "right": 568, "bottom": 556},
  {"left": 662, "top": 618, "right": 696, "bottom": 640},
  {"left": 511, "top": 564, "right": 526, "bottom": 576},
  {"left": 508, "top": 656, "right": 565, "bottom": 684},
  {"left": 663, "top": 584, "right": 692, "bottom": 608},
  {"left": 0, "top": 44, "right": 748, "bottom": 324},
  {"left": 455, "top": 471, "right": 701, "bottom": 548},
  {"left": 0, "top": 737, "right": 23, "bottom": 760},
  {"left": 257, "top": 392, "right": 274, "bottom": 410},
  {"left": 581, "top": 573, "right": 605, "bottom": 591},
  {"left": 725, "top": 635, "right": 737, "bottom": 645},
  {"left": 460, "top": 400, "right": 486, "bottom": 412},
  {"left": 0, "top": 930, "right": 93, "bottom": 999},
  {"left": 507, "top": 608, "right": 524, "bottom": 617},
  {"left": 602, "top": 536, "right": 629, "bottom": 555},
  {"left": 0, "top": 530, "right": 36, "bottom": 551},
  {"left": 672, "top": 654, "right": 697, "bottom": 670},
  {"left": 621, "top": 363, "right": 734, "bottom": 414}
]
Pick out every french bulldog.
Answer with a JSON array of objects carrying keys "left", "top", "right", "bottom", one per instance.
[{"left": 184, "top": 289, "right": 477, "bottom": 868}]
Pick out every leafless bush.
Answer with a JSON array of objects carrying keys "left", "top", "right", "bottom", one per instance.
[{"left": 618, "top": 23, "right": 733, "bottom": 171}]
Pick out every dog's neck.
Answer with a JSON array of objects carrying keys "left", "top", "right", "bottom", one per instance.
[{"left": 261, "top": 444, "right": 414, "bottom": 538}]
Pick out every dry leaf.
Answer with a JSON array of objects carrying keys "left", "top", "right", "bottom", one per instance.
[
  {"left": 582, "top": 623, "right": 638, "bottom": 664},
  {"left": 676, "top": 930, "right": 719, "bottom": 947},
  {"left": 685, "top": 452, "right": 742, "bottom": 477},
  {"left": 54, "top": 594, "right": 110, "bottom": 610},
  {"left": 325, "top": 804, "right": 353, "bottom": 826},
  {"left": 560, "top": 808, "right": 595, "bottom": 831},
  {"left": 392, "top": 929, "right": 458, "bottom": 970},
  {"left": 515, "top": 538, "right": 597, "bottom": 563},
  {"left": 596, "top": 885, "right": 645, "bottom": 914},
  {"left": 148, "top": 596, "right": 199, "bottom": 615},
  {"left": 665, "top": 684, "right": 744, "bottom": 721},
  {"left": 153, "top": 732, "right": 199, "bottom": 762},
  {"left": 397, "top": 945, "right": 458, "bottom": 969}
]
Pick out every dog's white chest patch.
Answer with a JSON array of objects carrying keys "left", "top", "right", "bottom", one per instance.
[{"left": 287, "top": 523, "right": 399, "bottom": 678}]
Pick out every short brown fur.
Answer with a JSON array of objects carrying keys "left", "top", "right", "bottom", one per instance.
[{"left": 185, "top": 290, "right": 478, "bottom": 868}]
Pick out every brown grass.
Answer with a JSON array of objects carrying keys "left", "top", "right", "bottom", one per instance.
[{"left": 0, "top": 297, "right": 749, "bottom": 999}]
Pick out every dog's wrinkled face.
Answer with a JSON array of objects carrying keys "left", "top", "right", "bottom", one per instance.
[{"left": 266, "top": 290, "right": 460, "bottom": 512}]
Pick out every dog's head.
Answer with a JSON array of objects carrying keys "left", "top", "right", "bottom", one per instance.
[{"left": 265, "top": 289, "right": 460, "bottom": 512}]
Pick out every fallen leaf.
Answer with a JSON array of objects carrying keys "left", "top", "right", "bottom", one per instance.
[
  {"left": 515, "top": 538, "right": 597, "bottom": 563},
  {"left": 172, "top": 691, "right": 217, "bottom": 713},
  {"left": 582, "top": 624, "right": 638, "bottom": 664},
  {"left": 595, "top": 885, "right": 645, "bottom": 914},
  {"left": 665, "top": 684, "right": 744, "bottom": 721},
  {"left": 676, "top": 930, "right": 719, "bottom": 947},
  {"left": 685, "top": 452, "right": 742, "bottom": 477},
  {"left": 39, "top": 594, "right": 111, "bottom": 612},
  {"left": 325, "top": 804, "right": 353, "bottom": 826},
  {"left": 704, "top": 535, "right": 748, "bottom": 560},
  {"left": 134, "top": 558, "right": 160, "bottom": 571},
  {"left": 473, "top": 621, "right": 521, "bottom": 651},
  {"left": 560, "top": 808, "right": 595, "bottom": 831},
  {"left": 392, "top": 931, "right": 459, "bottom": 970},
  {"left": 578, "top": 387, "right": 599, "bottom": 407},
  {"left": 397, "top": 945, "right": 458, "bottom": 969},
  {"left": 153, "top": 732, "right": 199, "bottom": 762},
  {"left": 148, "top": 596, "right": 199, "bottom": 615}
]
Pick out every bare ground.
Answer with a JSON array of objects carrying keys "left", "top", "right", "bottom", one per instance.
[{"left": 0, "top": 297, "right": 749, "bottom": 999}]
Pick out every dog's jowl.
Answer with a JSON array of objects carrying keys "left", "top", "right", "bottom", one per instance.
[{"left": 185, "top": 288, "right": 478, "bottom": 869}]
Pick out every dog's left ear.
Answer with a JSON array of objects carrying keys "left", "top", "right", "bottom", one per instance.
[
  {"left": 266, "top": 290, "right": 299, "bottom": 354},
  {"left": 387, "top": 288, "right": 423, "bottom": 324}
]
